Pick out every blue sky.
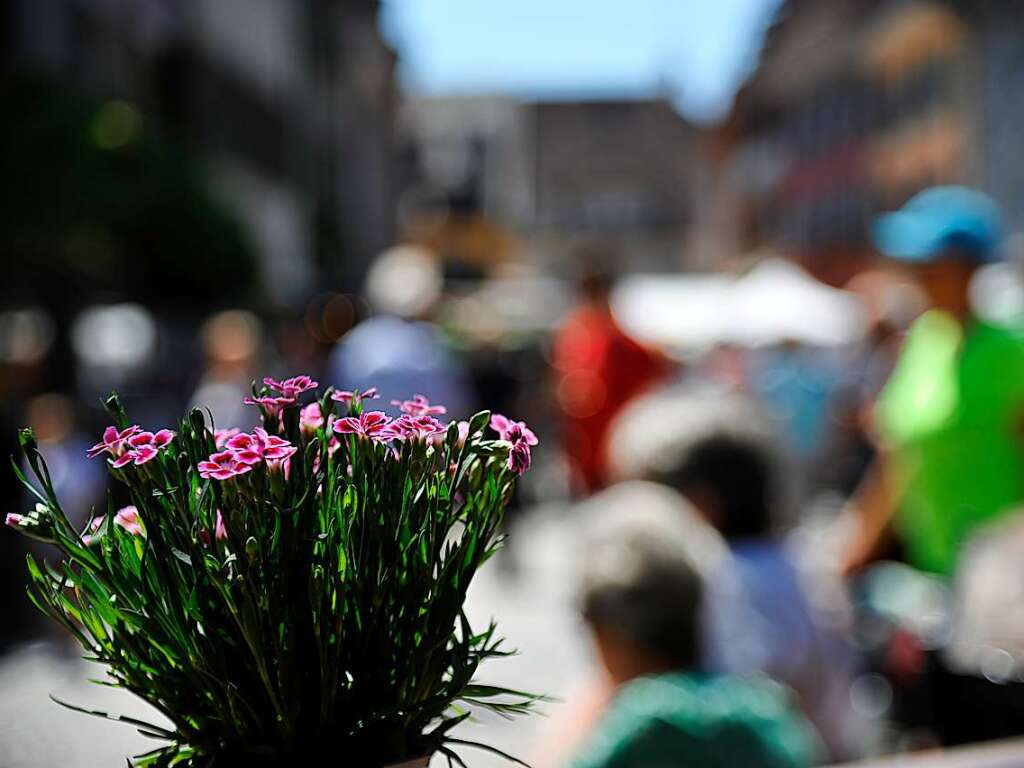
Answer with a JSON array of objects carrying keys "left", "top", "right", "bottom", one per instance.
[{"left": 380, "top": 0, "right": 782, "bottom": 124}]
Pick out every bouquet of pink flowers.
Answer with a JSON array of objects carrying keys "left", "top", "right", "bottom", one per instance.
[{"left": 7, "top": 376, "right": 540, "bottom": 767}]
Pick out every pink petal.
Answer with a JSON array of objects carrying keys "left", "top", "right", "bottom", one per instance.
[
  {"left": 133, "top": 445, "right": 158, "bottom": 465},
  {"left": 226, "top": 434, "right": 253, "bottom": 451},
  {"left": 128, "top": 431, "right": 155, "bottom": 447},
  {"left": 214, "top": 428, "right": 240, "bottom": 448},
  {"left": 152, "top": 430, "right": 175, "bottom": 448},
  {"left": 86, "top": 442, "right": 111, "bottom": 458},
  {"left": 232, "top": 449, "right": 263, "bottom": 465},
  {"left": 333, "top": 417, "right": 360, "bottom": 435},
  {"left": 110, "top": 452, "right": 135, "bottom": 468},
  {"left": 263, "top": 444, "right": 296, "bottom": 460},
  {"left": 114, "top": 506, "right": 143, "bottom": 536}
]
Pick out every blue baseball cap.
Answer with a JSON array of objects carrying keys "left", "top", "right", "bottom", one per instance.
[{"left": 873, "top": 186, "right": 1003, "bottom": 263}]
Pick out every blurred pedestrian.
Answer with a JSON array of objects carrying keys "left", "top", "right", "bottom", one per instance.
[
  {"left": 825, "top": 272, "right": 924, "bottom": 496},
  {"left": 608, "top": 392, "right": 860, "bottom": 760},
  {"left": 560, "top": 481, "right": 820, "bottom": 768},
  {"left": 23, "top": 394, "right": 104, "bottom": 529},
  {"left": 842, "top": 187, "right": 1024, "bottom": 579},
  {"left": 327, "top": 245, "right": 473, "bottom": 417},
  {"left": 189, "top": 310, "right": 264, "bottom": 431},
  {"left": 552, "top": 247, "right": 669, "bottom": 495}
]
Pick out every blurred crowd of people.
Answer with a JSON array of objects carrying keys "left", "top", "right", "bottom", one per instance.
[
  {"left": 4, "top": 184, "right": 1024, "bottom": 767},
  {"left": 539, "top": 186, "right": 1024, "bottom": 767}
]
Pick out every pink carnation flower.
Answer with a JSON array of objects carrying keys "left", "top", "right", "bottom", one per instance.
[
  {"left": 333, "top": 411, "right": 396, "bottom": 441},
  {"left": 198, "top": 450, "right": 254, "bottom": 480},
  {"left": 225, "top": 431, "right": 263, "bottom": 464},
  {"left": 263, "top": 375, "right": 318, "bottom": 398},
  {"left": 125, "top": 429, "right": 175, "bottom": 466},
  {"left": 497, "top": 420, "right": 536, "bottom": 476},
  {"left": 300, "top": 402, "right": 324, "bottom": 434},
  {"left": 243, "top": 394, "right": 296, "bottom": 418},
  {"left": 508, "top": 440, "right": 532, "bottom": 475},
  {"left": 92, "top": 426, "right": 175, "bottom": 467},
  {"left": 87, "top": 425, "right": 140, "bottom": 459},
  {"left": 254, "top": 427, "right": 296, "bottom": 460},
  {"left": 390, "top": 414, "right": 447, "bottom": 441},
  {"left": 331, "top": 387, "right": 380, "bottom": 409},
  {"left": 114, "top": 506, "right": 144, "bottom": 536},
  {"left": 214, "top": 428, "right": 241, "bottom": 449},
  {"left": 490, "top": 414, "right": 538, "bottom": 446},
  {"left": 82, "top": 516, "right": 104, "bottom": 546},
  {"left": 223, "top": 428, "right": 297, "bottom": 465},
  {"left": 392, "top": 394, "right": 446, "bottom": 417}
]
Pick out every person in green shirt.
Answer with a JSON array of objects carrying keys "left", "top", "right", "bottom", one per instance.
[
  {"left": 843, "top": 186, "right": 1024, "bottom": 578},
  {"left": 568, "top": 483, "right": 820, "bottom": 768}
]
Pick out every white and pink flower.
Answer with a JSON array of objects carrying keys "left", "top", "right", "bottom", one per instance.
[
  {"left": 114, "top": 505, "right": 144, "bottom": 536},
  {"left": 200, "top": 428, "right": 297, "bottom": 481},
  {"left": 390, "top": 414, "right": 447, "bottom": 442},
  {"left": 214, "top": 428, "right": 241, "bottom": 449},
  {"left": 87, "top": 425, "right": 140, "bottom": 459},
  {"left": 331, "top": 387, "right": 379, "bottom": 410},
  {"left": 333, "top": 411, "right": 396, "bottom": 441},
  {"left": 490, "top": 415, "right": 537, "bottom": 476},
  {"left": 391, "top": 394, "right": 446, "bottom": 417},
  {"left": 89, "top": 425, "right": 174, "bottom": 468},
  {"left": 300, "top": 402, "right": 324, "bottom": 434},
  {"left": 263, "top": 375, "right": 318, "bottom": 399},
  {"left": 198, "top": 450, "right": 254, "bottom": 481}
]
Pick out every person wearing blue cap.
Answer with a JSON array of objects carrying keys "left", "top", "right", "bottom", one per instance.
[{"left": 843, "top": 186, "right": 1024, "bottom": 580}]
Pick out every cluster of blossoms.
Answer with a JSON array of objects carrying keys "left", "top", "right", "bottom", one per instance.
[
  {"left": 87, "top": 425, "right": 175, "bottom": 468},
  {"left": 199, "top": 428, "right": 298, "bottom": 480},
  {"left": 333, "top": 393, "right": 448, "bottom": 444},
  {"left": 75, "top": 378, "right": 538, "bottom": 486}
]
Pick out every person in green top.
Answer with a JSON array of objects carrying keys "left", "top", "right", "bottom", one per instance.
[
  {"left": 567, "top": 484, "right": 820, "bottom": 768},
  {"left": 843, "top": 186, "right": 1024, "bottom": 578}
]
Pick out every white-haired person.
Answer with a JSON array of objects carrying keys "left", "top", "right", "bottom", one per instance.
[
  {"left": 603, "top": 392, "right": 862, "bottom": 761},
  {"left": 559, "top": 481, "right": 820, "bottom": 768},
  {"left": 327, "top": 244, "right": 473, "bottom": 418}
]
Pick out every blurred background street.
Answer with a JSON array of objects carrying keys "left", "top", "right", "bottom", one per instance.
[{"left": 6, "top": 0, "right": 1024, "bottom": 766}]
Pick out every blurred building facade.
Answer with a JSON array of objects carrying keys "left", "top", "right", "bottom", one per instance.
[
  {"left": 4, "top": 0, "right": 398, "bottom": 301},
  {"left": 396, "top": 96, "right": 531, "bottom": 273},
  {"left": 398, "top": 95, "right": 704, "bottom": 275},
  {"left": 708, "top": 0, "right": 1024, "bottom": 282}
]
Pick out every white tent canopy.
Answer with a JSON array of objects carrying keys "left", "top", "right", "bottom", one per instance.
[
  {"left": 612, "top": 259, "right": 867, "bottom": 350},
  {"left": 611, "top": 273, "right": 733, "bottom": 349}
]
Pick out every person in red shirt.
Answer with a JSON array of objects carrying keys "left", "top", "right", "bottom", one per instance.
[{"left": 553, "top": 255, "right": 670, "bottom": 495}]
